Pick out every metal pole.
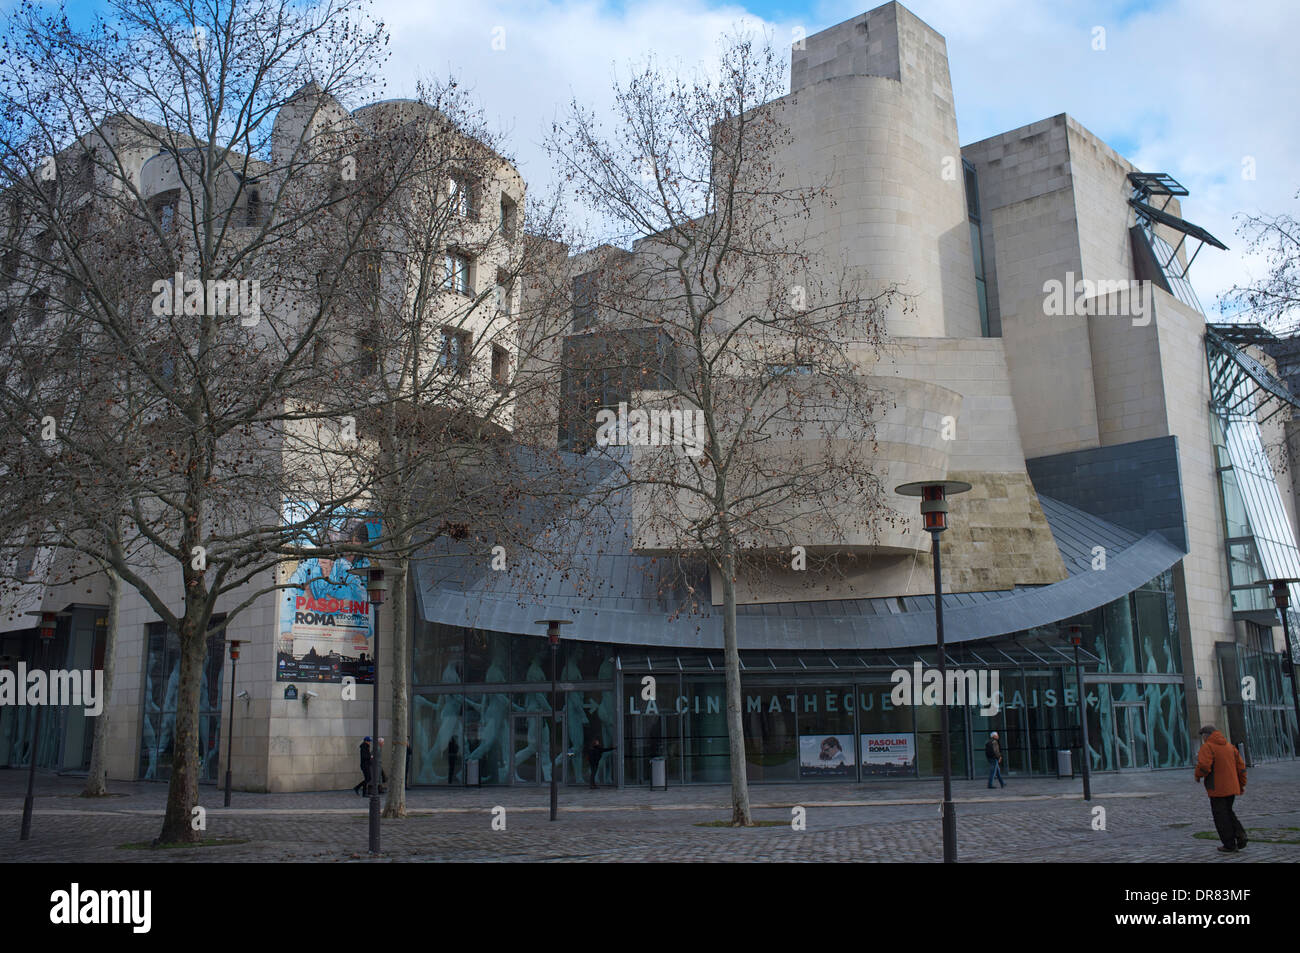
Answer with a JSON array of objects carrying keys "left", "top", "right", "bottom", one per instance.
[
  {"left": 1279, "top": 608, "right": 1300, "bottom": 758},
  {"left": 932, "top": 529, "right": 957, "bottom": 863},
  {"left": 369, "top": 603, "right": 381, "bottom": 854},
  {"left": 550, "top": 636, "right": 558, "bottom": 822},
  {"left": 1074, "top": 640, "right": 1092, "bottom": 800},
  {"left": 19, "top": 636, "right": 48, "bottom": 841},
  {"left": 224, "top": 651, "right": 238, "bottom": 807}
]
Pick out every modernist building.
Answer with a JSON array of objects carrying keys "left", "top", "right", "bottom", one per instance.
[
  {"left": 3, "top": 2, "right": 1297, "bottom": 791},
  {"left": 406, "top": 2, "right": 1300, "bottom": 789}
]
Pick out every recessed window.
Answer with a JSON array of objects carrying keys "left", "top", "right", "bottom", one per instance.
[
  {"left": 357, "top": 326, "right": 379, "bottom": 377},
  {"left": 491, "top": 344, "right": 509, "bottom": 389},
  {"left": 572, "top": 271, "right": 599, "bottom": 332},
  {"left": 448, "top": 175, "right": 474, "bottom": 218},
  {"left": 246, "top": 188, "right": 262, "bottom": 227},
  {"left": 499, "top": 193, "right": 517, "bottom": 238},
  {"left": 444, "top": 251, "right": 472, "bottom": 296},
  {"left": 766, "top": 363, "right": 814, "bottom": 376},
  {"left": 150, "top": 194, "right": 178, "bottom": 233},
  {"left": 28, "top": 288, "right": 48, "bottom": 326},
  {"left": 438, "top": 326, "right": 472, "bottom": 374}
]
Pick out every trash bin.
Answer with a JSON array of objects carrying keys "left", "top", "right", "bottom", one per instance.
[
  {"left": 466, "top": 759, "right": 480, "bottom": 787},
  {"left": 650, "top": 756, "right": 666, "bottom": 791},
  {"left": 1056, "top": 749, "right": 1073, "bottom": 778}
]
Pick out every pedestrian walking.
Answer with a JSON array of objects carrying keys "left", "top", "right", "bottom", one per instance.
[
  {"left": 354, "top": 736, "right": 372, "bottom": 795},
  {"left": 587, "top": 737, "right": 610, "bottom": 789},
  {"left": 404, "top": 736, "right": 412, "bottom": 789},
  {"left": 1193, "top": 725, "right": 1248, "bottom": 853},
  {"left": 447, "top": 736, "right": 459, "bottom": 784},
  {"left": 985, "top": 731, "right": 1006, "bottom": 789}
]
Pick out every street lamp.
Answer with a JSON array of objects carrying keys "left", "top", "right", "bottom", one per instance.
[
  {"left": 895, "top": 479, "right": 971, "bottom": 864},
  {"left": 1266, "top": 578, "right": 1300, "bottom": 758},
  {"left": 357, "top": 564, "right": 388, "bottom": 854},
  {"left": 20, "top": 610, "right": 59, "bottom": 841},
  {"left": 223, "top": 640, "right": 242, "bottom": 807},
  {"left": 534, "top": 618, "right": 572, "bottom": 821},
  {"left": 1062, "top": 624, "right": 1093, "bottom": 800}
]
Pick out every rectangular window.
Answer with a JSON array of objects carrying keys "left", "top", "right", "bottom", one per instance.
[
  {"left": 439, "top": 326, "right": 472, "bottom": 374},
  {"left": 491, "top": 344, "right": 509, "bottom": 389},
  {"left": 357, "top": 326, "right": 379, "bottom": 377},
  {"left": 444, "top": 252, "right": 472, "bottom": 296},
  {"left": 572, "top": 271, "right": 599, "bottom": 332},
  {"left": 28, "top": 288, "right": 48, "bottom": 326},
  {"left": 246, "top": 188, "right": 262, "bottom": 227},
  {"left": 499, "top": 194, "right": 517, "bottom": 238},
  {"left": 448, "top": 175, "right": 474, "bottom": 218}
]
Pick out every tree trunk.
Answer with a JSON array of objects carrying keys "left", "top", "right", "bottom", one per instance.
[
  {"left": 382, "top": 561, "right": 408, "bottom": 817},
  {"left": 156, "top": 608, "right": 207, "bottom": 844},
  {"left": 81, "top": 567, "right": 120, "bottom": 797},
  {"left": 720, "top": 549, "right": 752, "bottom": 826}
]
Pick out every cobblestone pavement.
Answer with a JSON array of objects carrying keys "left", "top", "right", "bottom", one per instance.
[{"left": 2, "top": 762, "right": 1297, "bottom": 862}]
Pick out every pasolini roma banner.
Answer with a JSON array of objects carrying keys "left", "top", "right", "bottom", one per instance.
[{"left": 276, "top": 503, "right": 381, "bottom": 684}]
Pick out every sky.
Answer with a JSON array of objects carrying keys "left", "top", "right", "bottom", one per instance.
[{"left": 13, "top": 0, "right": 1300, "bottom": 318}]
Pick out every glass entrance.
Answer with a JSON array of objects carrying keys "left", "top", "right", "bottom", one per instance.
[
  {"left": 1113, "top": 702, "right": 1149, "bottom": 770},
  {"left": 512, "top": 713, "right": 559, "bottom": 785}
]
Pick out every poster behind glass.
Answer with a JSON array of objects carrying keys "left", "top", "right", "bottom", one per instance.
[
  {"left": 860, "top": 733, "right": 916, "bottom": 777},
  {"left": 799, "top": 734, "right": 855, "bottom": 778}
]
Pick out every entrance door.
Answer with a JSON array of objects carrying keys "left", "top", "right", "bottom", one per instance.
[
  {"left": 511, "top": 713, "right": 560, "bottom": 785},
  {"left": 1113, "top": 702, "right": 1149, "bottom": 770}
]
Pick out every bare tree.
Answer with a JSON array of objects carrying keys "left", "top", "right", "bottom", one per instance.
[
  {"left": 547, "top": 35, "right": 898, "bottom": 824},
  {"left": 0, "top": 0, "right": 449, "bottom": 844},
  {"left": 1225, "top": 194, "right": 1300, "bottom": 334},
  {"left": 303, "top": 79, "right": 577, "bottom": 815}
]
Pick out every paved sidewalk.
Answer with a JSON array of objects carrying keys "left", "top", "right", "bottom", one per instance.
[{"left": 2, "top": 761, "right": 1298, "bottom": 862}]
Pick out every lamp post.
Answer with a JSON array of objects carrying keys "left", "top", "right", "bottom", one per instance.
[
  {"left": 1063, "top": 624, "right": 1092, "bottom": 800},
  {"left": 20, "top": 611, "right": 58, "bottom": 841},
  {"left": 223, "top": 640, "right": 242, "bottom": 807},
  {"left": 895, "top": 480, "right": 971, "bottom": 864},
  {"left": 359, "top": 565, "right": 388, "bottom": 854},
  {"left": 534, "top": 619, "right": 572, "bottom": 821},
  {"left": 1266, "top": 578, "right": 1300, "bottom": 757}
]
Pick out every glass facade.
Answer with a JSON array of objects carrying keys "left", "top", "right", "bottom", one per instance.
[
  {"left": 0, "top": 608, "right": 106, "bottom": 772},
  {"left": 137, "top": 621, "right": 225, "bottom": 782},
  {"left": 1216, "top": 625, "right": 1298, "bottom": 762},
  {"left": 410, "top": 572, "right": 1190, "bottom": 784}
]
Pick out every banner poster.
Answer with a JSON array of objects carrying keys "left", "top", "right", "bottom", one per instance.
[
  {"left": 860, "top": 733, "right": 916, "bottom": 777},
  {"left": 799, "top": 734, "right": 855, "bottom": 778},
  {"left": 276, "top": 503, "right": 381, "bottom": 684}
]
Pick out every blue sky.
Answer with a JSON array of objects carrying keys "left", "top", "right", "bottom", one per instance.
[{"left": 10, "top": 0, "right": 1297, "bottom": 316}]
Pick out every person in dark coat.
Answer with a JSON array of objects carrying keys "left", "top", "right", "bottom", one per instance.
[
  {"left": 354, "top": 736, "right": 372, "bottom": 795},
  {"left": 1193, "top": 725, "right": 1248, "bottom": 852},
  {"left": 447, "top": 736, "right": 460, "bottom": 784},
  {"left": 405, "top": 737, "right": 412, "bottom": 789},
  {"left": 587, "top": 738, "right": 611, "bottom": 789},
  {"left": 985, "top": 731, "right": 1005, "bottom": 789}
]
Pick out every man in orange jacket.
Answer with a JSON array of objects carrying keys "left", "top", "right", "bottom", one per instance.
[{"left": 1193, "top": 725, "right": 1248, "bottom": 853}]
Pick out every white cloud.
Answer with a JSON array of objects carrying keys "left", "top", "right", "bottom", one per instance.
[{"left": 372, "top": 0, "right": 1299, "bottom": 317}]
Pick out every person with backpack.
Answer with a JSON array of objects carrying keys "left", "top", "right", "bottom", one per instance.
[
  {"left": 1193, "top": 725, "right": 1248, "bottom": 853},
  {"left": 985, "top": 731, "right": 1005, "bottom": 789}
]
